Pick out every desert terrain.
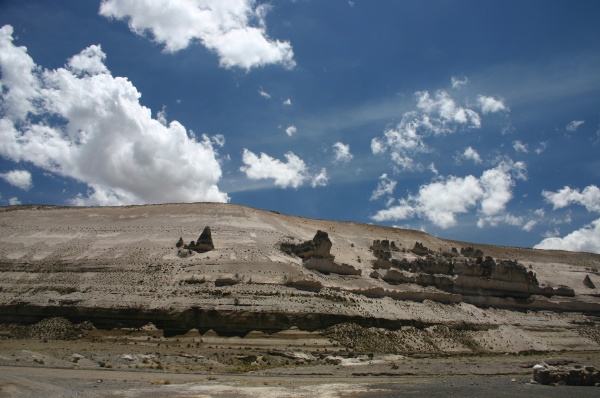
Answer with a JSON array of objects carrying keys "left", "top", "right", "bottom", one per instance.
[{"left": 0, "top": 203, "right": 599, "bottom": 397}]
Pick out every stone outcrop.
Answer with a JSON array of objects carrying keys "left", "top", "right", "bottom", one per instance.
[
  {"left": 280, "top": 230, "right": 334, "bottom": 261},
  {"left": 176, "top": 237, "right": 184, "bottom": 248}
]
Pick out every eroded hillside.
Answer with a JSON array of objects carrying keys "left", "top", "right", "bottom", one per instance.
[{"left": 1, "top": 203, "right": 599, "bottom": 355}]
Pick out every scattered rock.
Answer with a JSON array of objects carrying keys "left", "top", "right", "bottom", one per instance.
[
  {"left": 175, "top": 237, "right": 184, "bottom": 248},
  {"left": 411, "top": 242, "right": 430, "bottom": 256}
]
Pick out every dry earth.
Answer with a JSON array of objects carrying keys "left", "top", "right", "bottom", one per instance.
[{"left": 1, "top": 203, "right": 600, "bottom": 397}]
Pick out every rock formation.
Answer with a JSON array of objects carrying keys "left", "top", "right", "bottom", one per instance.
[
  {"left": 180, "top": 226, "right": 215, "bottom": 253},
  {"left": 368, "top": 239, "right": 571, "bottom": 299},
  {"left": 280, "top": 230, "right": 334, "bottom": 261},
  {"left": 281, "top": 231, "right": 361, "bottom": 276}
]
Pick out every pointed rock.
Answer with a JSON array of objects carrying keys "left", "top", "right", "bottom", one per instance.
[
  {"left": 583, "top": 274, "right": 596, "bottom": 289},
  {"left": 176, "top": 237, "right": 184, "bottom": 248},
  {"left": 191, "top": 226, "right": 214, "bottom": 253}
]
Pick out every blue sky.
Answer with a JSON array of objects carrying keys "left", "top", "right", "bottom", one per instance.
[{"left": 1, "top": 0, "right": 599, "bottom": 252}]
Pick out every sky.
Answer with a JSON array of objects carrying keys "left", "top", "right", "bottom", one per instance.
[{"left": 1, "top": 0, "right": 600, "bottom": 253}]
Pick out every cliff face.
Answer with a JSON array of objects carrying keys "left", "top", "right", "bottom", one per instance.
[{"left": 0, "top": 203, "right": 599, "bottom": 352}]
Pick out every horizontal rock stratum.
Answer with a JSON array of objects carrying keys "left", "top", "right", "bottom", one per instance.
[{"left": 1, "top": 203, "right": 599, "bottom": 354}]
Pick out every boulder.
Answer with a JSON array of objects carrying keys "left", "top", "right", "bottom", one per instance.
[{"left": 175, "top": 237, "right": 184, "bottom": 248}]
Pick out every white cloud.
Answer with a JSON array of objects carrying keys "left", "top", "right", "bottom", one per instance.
[
  {"left": 523, "top": 220, "right": 537, "bottom": 232},
  {"left": 0, "top": 169, "right": 32, "bottom": 191},
  {"left": 566, "top": 120, "right": 585, "bottom": 132},
  {"left": 240, "top": 148, "right": 307, "bottom": 189},
  {"left": 428, "top": 162, "right": 439, "bottom": 175},
  {"left": 283, "top": 98, "right": 292, "bottom": 105},
  {"left": 258, "top": 88, "right": 271, "bottom": 99},
  {"left": 311, "top": 168, "right": 328, "bottom": 188},
  {"left": 416, "top": 91, "right": 481, "bottom": 128},
  {"left": 451, "top": 76, "right": 469, "bottom": 89},
  {"left": 0, "top": 25, "right": 228, "bottom": 206},
  {"left": 534, "top": 218, "right": 600, "bottom": 254},
  {"left": 0, "top": 26, "right": 41, "bottom": 121},
  {"left": 211, "top": 134, "right": 225, "bottom": 147},
  {"left": 99, "top": 0, "right": 295, "bottom": 70},
  {"left": 512, "top": 140, "right": 528, "bottom": 153},
  {"left": 67, "top": 44, "right": 109, "bottom": 76},
  {"left": 372, "top": 90, "right": 486, "bottom": 171},
  {"left": 463, "top": 146, "right": 482, "bottom": 164},
  {"left": 479, "top": 167, "right": 514, "bottom": 217},
  {"left": 332, "top": 142, "right": 353, "bottom": 163},
  {"left": 8, "top": 197, "right": 21, "bottom": 206},
  {"left": 372, "top": 161, "right": 524, "bottom": 229},
  {"left": 285, "top": 125, "right": 297, "bottom": 136},
  {"left": 477, "top": 95, "right": 507, "bottom": 114},
  {"left": 535, "top": 141, "right": 548, "bottom": 155},
  {"left": 375, "top": 175, "right": 483, "bottom": 228},
  {"left": 542, "top": 185, "right": 600, "bottom": 213},
  {"left": 370, "top": 173, "right": 396, "bottom": 201}
]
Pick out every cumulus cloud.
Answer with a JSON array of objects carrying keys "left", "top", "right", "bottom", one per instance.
[
  {"left": 542, "top": 185, "right": 600, "bottom": 213},
  {"left": 372, "top": 160, "right": 525, "bottom": 228},
  {"left": 332, "top": 142, "right": 353, "bottom": 163},
  {"left": 513, "top": 140, "right": 528, "bottom": 153},
  {"left": 566, "top": 120, "right": 585, "bottom": 132},
  {"left": 463, "top": 146, "right": 482, "bottom": 164},
  {"left": 0, "top": 169, "right": 32, "bottom": 191},
  {"left": 0, "top": 25, "right": 228, "bottom": 206},
  {"left": 477, "top": 95, "right": 507, "bottom": 114},
  {"left": 370, "top": 173, "right": 396, "bottom": 201},
  {"left": 240, "top": 149, "right": 307, "bottom": 188},
  {"left": 283, "top": 98, "right": 292, "bottom": 105},
  {"left": 534, "top": 218, "right": 600, "bottom": 254},
  {"left": 8, "top": 197, "right": 21, "bottom": 206},
  {"left": 99, "top": 0, "right": 295, "bottom": 70},
  {"left": 285, "top": 125, "right": 297, "bottom": 136}
]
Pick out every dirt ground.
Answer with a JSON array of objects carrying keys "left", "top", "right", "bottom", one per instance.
[{"left": 1, "top": 332, "right": 599, "bottom": 398}]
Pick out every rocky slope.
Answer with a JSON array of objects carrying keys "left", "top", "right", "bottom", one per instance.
[{"left": 1, "top": 203, "right": 599, "bottom": 354}]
